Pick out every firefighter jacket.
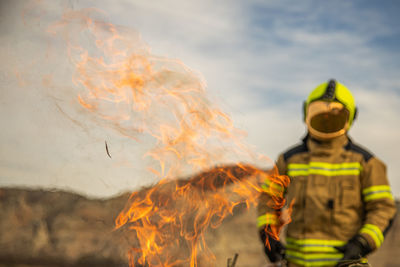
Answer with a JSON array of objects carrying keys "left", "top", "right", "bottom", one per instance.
[{"left": 257, "top": 134, "right": 396, "bottom": 266}]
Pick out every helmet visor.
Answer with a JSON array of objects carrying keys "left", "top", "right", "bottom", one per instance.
[
  {"left": 306, "top": 101, "right": 350, "bottom": 139},
  {"left": 310, "top": 109, "right": 349, "bottom": 133}
]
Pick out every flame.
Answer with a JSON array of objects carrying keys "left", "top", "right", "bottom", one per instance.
[
  {"left": 115, "top": 165, "right": 290, "bottom": 266},
  {"left": 46, "top": 7, "right": 291, "bottom": 267}
]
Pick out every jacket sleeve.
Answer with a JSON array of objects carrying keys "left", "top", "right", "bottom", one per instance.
[
  {"left": 257, "top": 154, "right": 288, "bottom": 230},
  {"left": 359, "top": 157, "right": 397, "bottom": 250}
]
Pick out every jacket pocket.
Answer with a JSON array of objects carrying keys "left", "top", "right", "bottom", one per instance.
[
  {"left": 287, "top": 177, "right": 305, "bottom": 206},
  {"left": 286, "top": 176, "right": 306, "bottom": 235},
  {"left": 335, "top": 177, "right": 361, "bottom": 238},
  {"left": 339, "top": 178, "right": 356, "bottom": 206}
]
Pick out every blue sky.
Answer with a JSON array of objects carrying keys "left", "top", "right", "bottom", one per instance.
[{"left": 1, "top": 0, "right": 400, "bottom": 197}]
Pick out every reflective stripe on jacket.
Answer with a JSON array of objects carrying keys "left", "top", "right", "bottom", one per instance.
[{"left": 257, "top": 134, "right": 396, "bottom": 267}]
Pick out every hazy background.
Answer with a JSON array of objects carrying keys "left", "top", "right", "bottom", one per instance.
[{"left": 1, "top": 0, "right": 399, "bottom": 198}]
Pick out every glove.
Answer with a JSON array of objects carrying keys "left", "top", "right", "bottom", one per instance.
[
  {"left": 259, "top": 227, "right": 285, "bottom": 263},
  {"left": 334, "top": 234, "right": 372, "bottom": 261}
]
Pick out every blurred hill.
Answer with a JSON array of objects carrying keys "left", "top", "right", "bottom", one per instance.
[{"left": 0, "top": 186, "right": 398, "bottom": 267}]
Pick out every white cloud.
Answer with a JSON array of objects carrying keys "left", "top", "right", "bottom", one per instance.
[{"left": 351, "top": 89, "right": 400, "bottom": 193}]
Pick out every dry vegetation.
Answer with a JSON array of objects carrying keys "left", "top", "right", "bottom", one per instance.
[{"left": 0, "top": 186, "right": 398, "bottom": 267}]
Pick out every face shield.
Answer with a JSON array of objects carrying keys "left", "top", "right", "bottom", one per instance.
[{"left": 306, "top": 100, "right": 350, "bottom": 140}]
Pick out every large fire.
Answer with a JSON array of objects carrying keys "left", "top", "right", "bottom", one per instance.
[{"left": 44, "top": 6, "right": 291, "bottom": 267}]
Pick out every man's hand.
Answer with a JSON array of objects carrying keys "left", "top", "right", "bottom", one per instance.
[
  {"left": 259, "top": 227, "right": 285, "bottom": 263},
  {"left": 334, "top": 234, "right": 372, "bottom": 262}
]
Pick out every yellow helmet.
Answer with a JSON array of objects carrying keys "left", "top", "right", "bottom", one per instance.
[{"left": 303, "top": 79, "right": 358, "bottom": 139}]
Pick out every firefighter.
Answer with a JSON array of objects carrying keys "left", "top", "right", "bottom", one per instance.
[{"left": 257, "top": 79, "right": 397, "bottom": 266}]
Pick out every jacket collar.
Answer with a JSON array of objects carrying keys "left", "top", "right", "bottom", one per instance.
[{"left": 304, "top": 133, "right": 349, "bottom": 155}]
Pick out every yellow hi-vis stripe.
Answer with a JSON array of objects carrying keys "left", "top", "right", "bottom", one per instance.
[
  {"left": 360, "top": 224, "right": 384, "bottom": 248},
  {"left": 261, "top": 178, "right": 286, "bottom": 197},
  {"left": 257, "top": 213, "right": 278, "bottom": 228},
  {"left": 288, "top": 162, "right": 361, "bottom": 177},
  {"left": 286, "top": 250, "right": 343, "bottom": 266},
  {"left": 362, "top": 185, "right": 394, "bottom": 202},
  {"left": 286, "top": 237, "right": 346, "bottom": 253}
]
